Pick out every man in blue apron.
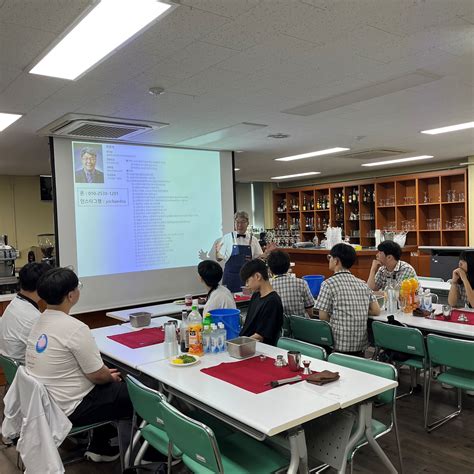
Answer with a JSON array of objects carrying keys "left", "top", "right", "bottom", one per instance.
[{"left": 216, "top": 211, "right": 264, "bottom": 293}]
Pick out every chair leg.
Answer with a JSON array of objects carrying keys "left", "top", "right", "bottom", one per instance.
[
  {"left": 392, "top": 405, "right": 403, "bottom": 474},
  {"left": 125, "top": 418, "right": 146, "bottom": 468},
  {"left": 134, "top": 440, "right": 149, "bottom": 465},
  {"left": 426, "top": 387, "right": 463, "bottom": 433},
  {"left": 395, "top": 366, "right": 415, "bottom": 400}
]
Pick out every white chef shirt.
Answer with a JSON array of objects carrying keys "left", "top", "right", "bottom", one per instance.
[
  {"left": 218, "top": 232, "right": 263, "bottom": 263},
  {"left": 0, "top": 295, "right": 41, "bottom": 364},
  {"left": 203, "top": 285, "right": 237, "bottom": 316},
  {"left": 25, "top": 309, "right": 104, "bottom": 416}
]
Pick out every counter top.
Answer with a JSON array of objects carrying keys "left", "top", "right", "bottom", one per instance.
[
  {"left": 282, "top": 246, "right": 417, "bottom": 255},
  {"left": 419, "top": 246, "right": 471, "bottom": 251}
]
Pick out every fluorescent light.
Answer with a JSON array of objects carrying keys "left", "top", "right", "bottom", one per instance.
[
  {"left": 362, "top": 155, "right": 434, "bottom": 167},
  {"left": 271, "top": 172, "right": 321, "bottom": 180},
  {"left": 275, "top": 147, "right": 349, "bottom": 162},
  {"left": 0, "top": 113, "right": 22, "bottom": 131},
  {"left": 29, "top": 0, "right": 172, "bottom": 80},
  {"left": 234, "top": 168, "right": 240, "bottom": 171},
  {"left": 421, "top": 121, "right": 474, "bottom": 135}
]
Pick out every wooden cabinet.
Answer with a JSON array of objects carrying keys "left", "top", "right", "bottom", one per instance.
[{"left": 273, "top": 169, "right": 468, "bottom": 247}]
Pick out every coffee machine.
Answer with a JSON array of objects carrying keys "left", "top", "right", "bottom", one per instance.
[
  {"left": 38, "top": 234, "right": 56, "bottom": 267},
  {"left": 0, "top": 234, "right": 19, "bottom": 293}
]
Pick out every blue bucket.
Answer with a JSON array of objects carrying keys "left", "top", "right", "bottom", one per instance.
[
  {"left": 209, "top": 308, "right": 241, "bottom": 340},
  {"left": 302, "top": 275, "right": 325, "bottom": 297}
]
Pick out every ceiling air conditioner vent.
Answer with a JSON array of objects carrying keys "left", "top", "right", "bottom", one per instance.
[
  {"left": 339, "top": 149, "right": 408, "bottom": 161},
  {"left": 39, "top": 114, "right": 169, "bottom": 141}
]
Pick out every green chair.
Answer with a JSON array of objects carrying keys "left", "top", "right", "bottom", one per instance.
[
  {"left": 328, "top": 353, "right": 403, "bottom": 473},
  {"left": 289, "top": 316, "right": 334, "bottom": 352},
  {"left": 126, "top": 375, "right": 181, "bottom": 467},
  {"left": 159, "top": 397, "right": 289, "bottom": 474},
  {"left": 425, "top": 334, "right": 474, "bottom": 432},
  {"left": 372, "top": 321, "right": 429, "bottom": 420},
  {"left": 277, "top": 337, "right": 327, "bottom": 360},
  {"left": 0, "top": 353, "right": 19, "bottom": 389}
]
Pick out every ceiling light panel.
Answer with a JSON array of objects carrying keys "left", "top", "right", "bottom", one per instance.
[
  {"left": 275, "top": 147, "right": 349, "bottom": 162},
  {"left": 30, "top": 0, "right": 173, "bottom": 80},
  {"left": 362, "top": 155, "right": 434, "bottom": 167},
  {"left": 271, "top": 172, "right": 321, "bottom": 180},
  {"left": 0, "top": 113, "right": 22, "bottom": 132},
  {"left": 421, "top": 121, "right": 474, "bottom": 135}
]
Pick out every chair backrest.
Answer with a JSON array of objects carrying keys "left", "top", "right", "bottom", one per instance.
[
  {"left": 0, "top": 354, "right": 19, "bottom": 385},
  {"left": 419, "top": 277, "right": 444, "bottom": 282},
  {"left": 277, "top": 337, "right": 326, "bottom": 360},
  {"left": 281, "top": 314, "right": 292, "bottom": 337},
  {"left": 290, "top": 316, "right": 334, "bottom": 348},
  {"left": 328, "top": 353, "right": 397, "bottom": 405},
  {"left": 159, "top": 397, "right": 223, "bottom": 473},
  {"left": 126, "top": 375, "right": 167, "bottom": 431},
  {"left": 427, "top": 334, "right": 474, "bottom": 372},
  {"left": 372, "top": 321, "right": 426, "bottom": 358}
]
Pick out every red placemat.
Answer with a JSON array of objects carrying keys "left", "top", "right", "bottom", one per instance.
[
  {"left": 434, "top": 309, "right": 474, "bottom": 326},
  {"left": 234, "top": 294, "right": 251, "bottom": 302},
  {"left": 201, "top": 356, "right": 314, "bottom": 394},
  {"left": 107, "top": 327, "right": 165, "bottom": 349}
]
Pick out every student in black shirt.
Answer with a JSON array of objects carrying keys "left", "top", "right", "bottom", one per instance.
[{"left": 239, "top": 259, "right": 283, "bottom": 346}]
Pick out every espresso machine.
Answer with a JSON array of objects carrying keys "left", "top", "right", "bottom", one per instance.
[
  {"left": 0, "top": 234, "right": 19, "bottom": 294},
  {"left": 38, "top": 234, "right": 56, "bottom": 267}
]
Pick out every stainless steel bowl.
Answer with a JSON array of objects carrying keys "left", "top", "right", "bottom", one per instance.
[{"left": 226, "top": 336, "right": 256, "bottom": 359}]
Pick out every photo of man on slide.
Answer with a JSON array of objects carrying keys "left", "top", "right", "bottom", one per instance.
[{"left": 74, "top": 145, "right": 105, "bottom": 184}]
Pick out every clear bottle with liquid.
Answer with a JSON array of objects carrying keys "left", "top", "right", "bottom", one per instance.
[
  {"left": 180, "top": 309, "right": 189, "bottom": 353},
  {"left": 188, "top": 305, "right": 203, "bottom": 356},
  {"left": 217, "top": 322, "right": 226, "bottom": 352},
  {"left": 210, "top": 323, "right": 219, "bottom": 354},
  {"left": 385, "top": 276, "right": 398, "bottom": 314},
  {"left": 202, "top": 321, "right": 212, "bottom": 353}
]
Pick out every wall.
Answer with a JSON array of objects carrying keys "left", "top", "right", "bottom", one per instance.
[
  {"left": 469, "top": 156, "right": 474, "bottom": 246},
  {"left": 0, "top": 176, "right": 54, "bottom": 266}
]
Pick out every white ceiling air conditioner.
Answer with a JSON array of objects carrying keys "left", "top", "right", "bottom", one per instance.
[{"left": 37, "top": 114, "right": 169, "bottom": 141}]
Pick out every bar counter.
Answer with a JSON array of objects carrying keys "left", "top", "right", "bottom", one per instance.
[{"left": 283, "top": 246, "right": 417, "bottom": 281}]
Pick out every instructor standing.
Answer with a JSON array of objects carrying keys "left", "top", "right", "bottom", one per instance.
[{"left": 216, "top": 211, "right": 273, "bottom": 293}]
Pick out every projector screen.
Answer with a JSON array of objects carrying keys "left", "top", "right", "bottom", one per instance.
[{"left": 52, "top": 138, "right": 234, "bottom": 314}]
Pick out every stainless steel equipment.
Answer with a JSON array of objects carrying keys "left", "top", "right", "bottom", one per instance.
[
  {"left": 226, "top": 336, "right": 256, "bottom": 359},
  {"left": 0, "top": 234, "right": 19, "bottom": 293},
  {"left": 129, "top": 312, "right": 152, "bottom": 328}
]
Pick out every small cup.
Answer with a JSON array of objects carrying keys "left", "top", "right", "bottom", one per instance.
[
  {"left": 184, "top": 294, "right": 193, "bottom": 307},
  {"left": 287, "top": 351, "right": 302, "bottom": 372}
]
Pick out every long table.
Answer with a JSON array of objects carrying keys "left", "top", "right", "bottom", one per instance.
[
  {"left": 106, "top": 293, "right": 250, "bottom": 322},
  {"left": 418, "top": 279, "right": 451, "bottom": 292},
  {"left": 370, "top": 304, "right": 474, "bottom": 339}
]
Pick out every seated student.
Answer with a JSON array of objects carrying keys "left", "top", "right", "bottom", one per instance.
[
  {"left": 25, "top": 267, "right": 132, "bottom": 462},
  {"left": 198, "top": 260, "right": 237, "bottom": 315},
  {"left": 239, "top": 259, "right": 283, "bottom": 346},
  {"left": 315, "top": 244, "right": 380, "bottom": 355},
  {"left": 267, "top": 250, "right": 314, "bottom": 318},
  {"left": 448, "top": 250, "right": 474, "bottom": 308},
  {"left": 0, "top": 262, "right": 50, "bottom": 364},
  {"left": 367, "top": 240, "right": 417, "bottom": 291}
]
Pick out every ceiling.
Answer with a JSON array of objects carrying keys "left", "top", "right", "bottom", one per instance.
[{"left": 0, "top": 0, "right": 473, "bottom": 182}]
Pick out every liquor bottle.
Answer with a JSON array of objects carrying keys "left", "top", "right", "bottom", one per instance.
[
  {"left": 348, "top": 192, "right": 352, "bottom": 204},
  {"left": 302, "top": 196, "right": 307, "bottom": 211}
]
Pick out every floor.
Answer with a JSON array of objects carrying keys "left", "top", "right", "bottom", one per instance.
[{"left": 1, "top": 370, "right": 473, "bottom": 474}]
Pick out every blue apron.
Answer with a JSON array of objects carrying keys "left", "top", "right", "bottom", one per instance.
[{"left": 222, "top": 232, "right": 253, "bottom": 293}]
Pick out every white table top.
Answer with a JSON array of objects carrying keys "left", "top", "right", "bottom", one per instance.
[
  {"left": 137, "top": 342, "right": 396, "bottom": 437},
  {"left": 370, "top": 305, "right": 474, "bottom": 339},
  {"left": 0, "top": 293, "right": 15, "bottom": 303},
  {"left": 92, "top": 316, "right": 178, "bottom": 369},
  {"left": 106, "top": 293, "right": 249, "bottom": 322},
  {"left": 418, "top": 279, "right": 450, "bottom": 292}
]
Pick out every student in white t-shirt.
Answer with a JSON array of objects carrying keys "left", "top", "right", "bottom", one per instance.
[
  {"left": 0, "top": 262, "right": 50, "bottom": 364},
  {"left": 198, "top": 260, "right": 237, "bottom": 316},
  {"left": 26, "top": 267, "right": 132, "bottom": 463}
]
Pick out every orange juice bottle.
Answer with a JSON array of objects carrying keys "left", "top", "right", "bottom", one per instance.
[
  {"left": 400, "top": 279, "right": 411, "bottom": 313},
  {"left": 409, "top": 278, "right": 418, "bottom": 309},
  {"left": 188, "top": 305, "right": 204, "bottom": 356}
]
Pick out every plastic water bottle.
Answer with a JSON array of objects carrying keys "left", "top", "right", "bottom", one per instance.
[
  {"left": 217, "top": 322, "right": 226, "bottom": 352},
  {"left": 202, "top": 322, "right": 211, "bottom": 353},
  {"left": 423, "top": 289, "right": 433, "bottom": 311},
  {"left": 385, "top": 276, "right": 397, "bottom": 314},
  {"left": 210, "top": 323, "right": 219, "bottom": 354}
]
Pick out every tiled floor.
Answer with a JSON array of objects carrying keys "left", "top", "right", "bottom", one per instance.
[{"left": 1, "top": 370, "right": 473, "bottom": 473}]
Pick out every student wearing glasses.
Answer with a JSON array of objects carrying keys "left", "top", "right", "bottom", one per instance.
[{"left": 315, "top": 244, "right": 381, "bottom": 356}]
